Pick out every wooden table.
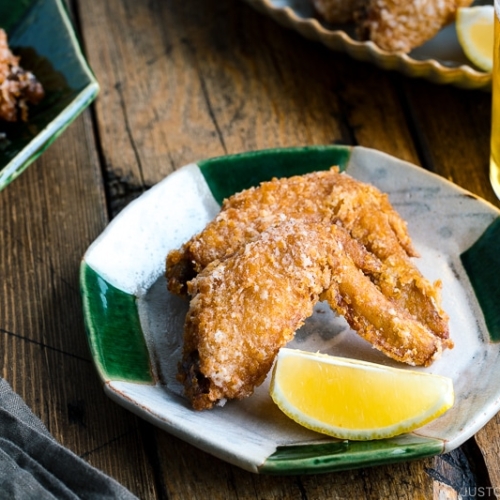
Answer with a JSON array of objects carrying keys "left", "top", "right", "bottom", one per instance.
[{"left": 1, "top": 0, "right": 500, "bottom": 498}]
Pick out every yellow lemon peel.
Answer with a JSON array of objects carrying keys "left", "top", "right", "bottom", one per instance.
[
  {"left": 270, "top": 348, "right": 454, "bottom": 441},
  {"left": 456, "top": 6, "right": 494, "bottom": 72}
]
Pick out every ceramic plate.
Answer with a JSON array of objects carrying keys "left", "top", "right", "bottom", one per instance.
[
  {"left": 81, "top": 145, "right": 500, "bottom": 474},
  {"left": 0, "top": 0, "right": 99, "bottom": 191},
  {"left": 243, "top": 0, "right": 492, "bottom": 90}
]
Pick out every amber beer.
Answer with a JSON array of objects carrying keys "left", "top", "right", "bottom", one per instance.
[{"left": 491, "top": 2, "right": 500, "bottom": 198}]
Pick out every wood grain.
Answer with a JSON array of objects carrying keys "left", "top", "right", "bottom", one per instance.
[
  {"left": 0, "top": 0, "right": 498, "bottom": 497},
  {"left": 0, "top": 111, "right": 157, "bottom": 497}
]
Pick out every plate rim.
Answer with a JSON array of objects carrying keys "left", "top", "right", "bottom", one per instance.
[
  {"left": 81, "top": 145, "right": 500, "bottom": 474},
  {"left": 242, "top": 0, "right": 492, "bottom": 90}
]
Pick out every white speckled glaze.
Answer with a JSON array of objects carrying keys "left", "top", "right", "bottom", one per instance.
[{"left": 85, "top": 164, "right": 220, "bottom": 296}]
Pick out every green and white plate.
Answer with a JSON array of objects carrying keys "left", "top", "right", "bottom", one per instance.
[
  {"left": 0, "top": 0, "right": 99, "bottom": 191},
  {"left": 80, "top": 145, "right": 500, "bottom": 474}
]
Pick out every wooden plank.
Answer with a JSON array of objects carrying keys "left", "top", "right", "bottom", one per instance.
[
  {"left": 475, "top": 420, "right": 500, "bottom": 494},
  {"left": 400, "top": 79, "right": 499, "bottom": 207},
  {"left": 73, "top": 0, "right": 498, "bottom": 497},
  {"left": 155, "top": 428, "right": 437, "bottom": 499},
  {"left": 78, "top": 0, "right": 420, "bottom": 191},
  {"left": 0, "top": 111, "right": 157, "bottom": 497}
]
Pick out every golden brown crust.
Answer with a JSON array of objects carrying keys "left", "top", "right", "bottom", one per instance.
[
  {"left": 169, "top": 169, "right": 452, "bottom": 410},
  {"left": 324, "top": 173, "right": 451, "bottom": 344},
  {"left": 178, "top": 220, "right": 443, "bottom": 410},
  {"left": 167, "top": 168, "right": 416, "bottom": 291},
  {"left": 166, "top": 168, "right": 449, "bottom": 342},
  {"left": 180, "top": 221, "right": 332, "bottom": 409},
  {"left": 309, "top": 0, "right": 474, "bottom": 53},
  {"left": 356, "top": 0, "right": 474, "bottom": 53}
]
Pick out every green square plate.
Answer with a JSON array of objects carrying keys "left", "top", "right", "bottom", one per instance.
[
  {"left": 81, "top": 145, "right": 500, "bottom": 474},
  {"left": 0, "top": 0, "right": 99, "bottom": 190}
]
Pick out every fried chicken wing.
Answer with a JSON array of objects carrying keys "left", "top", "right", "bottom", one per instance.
[
  {"left": 179, "top": 220, "right": 442, "bottom": 410},
  {"left": 167, "top": 169, "right": 346, "bottom": 294},
  {"left": 324, "top": 174, "right": 451, "bottom": 346},
  {"left": 167, "top": 168, "right": 449, "bottom": 344},
  {"left": 356, "top": 0, "right": 474, "bottom": 53},
  {"left": 308, "top": 0, "right": 473, "bottom": 53},
  {"left": 167, "top": 168, "right": 415, "bottom": 292},
  {"left": 169, "top": 168, "right": 452, "bottom": 410}
]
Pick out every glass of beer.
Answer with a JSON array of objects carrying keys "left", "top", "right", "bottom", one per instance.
[{"left": 491, "top": 0, "right": 500, "bottom": 198}]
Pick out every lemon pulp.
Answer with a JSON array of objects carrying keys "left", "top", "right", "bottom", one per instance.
[
  {"left": 456, "top": 6, "right": 494, "bottom": 72},
  {"left": 270, "top": 349, "right": 454, "bottom": 440}
]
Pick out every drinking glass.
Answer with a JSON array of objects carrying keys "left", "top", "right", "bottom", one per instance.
[{"left": 491, "top": 0, "right": 500, "bottom": 198}]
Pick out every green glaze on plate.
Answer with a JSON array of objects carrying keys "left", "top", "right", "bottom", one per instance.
[
  {"left": 259, "top": 435, "right": 444, "bottom": 475},
  {"left": 80, "top": 263, "right": 153, "bottom": 384},
  {"left": 0, "top": 0, "right": 99, "bottom": 191},
  {"left": 461, "top": 217, "right": 500, "bottom": 342},
  {"left": 198, "top": 145, "right": 351, "bottom": 203},
  {"left": 0, "top": 1, "right": 33, "bottom": 32},
  {"left": 82, "top": 146, "right": 500, "bottom": 474}
]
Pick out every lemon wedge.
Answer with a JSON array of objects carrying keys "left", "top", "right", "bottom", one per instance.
[
  {"left": 456, "top": 6, "right": 494, "bottom": 72},
  {"left": 270, "top": 349, "right": 454, "bottom": 440}
]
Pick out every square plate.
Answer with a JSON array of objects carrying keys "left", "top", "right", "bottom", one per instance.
[
  {"left": 0, "top": 0, "right": 99, "bottom": 190},
  {"left": 81, "top": 146, "right": 500, "bottom": 474}
]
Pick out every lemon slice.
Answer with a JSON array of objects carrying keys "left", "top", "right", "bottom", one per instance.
[
  {"left": 456, "top": 6, "right": 494, "bottom": 72},
  {"left": 270, "top": 349, "right": 454, "bottom": 440}
]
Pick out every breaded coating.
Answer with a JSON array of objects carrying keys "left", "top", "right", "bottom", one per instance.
[
  {"left": 167, "top": 168, "right": 450, "bottom": 345},
  {"left": 324, "top": 174, "right": 451, "bottom": 345},
  {"left": 167, "top": 168, "right": 415, "bottom": 293},
  {"left": 309, "top": 0, "right": 473, "bottom": 53},
  {"left": 357, "top": 0, "right": 474, "bottom": 53},
  {"left": 0, "top": 29, "right": 44, "bottom": 122},
  {"left": 168, "top": 169, "right": 452, "bottom": 409},
  {"left": 167, "top": 169, "right": 342, "bottom": 294},
  {"left": 178, "top": 220, "right": 442, "bottom": 410}
]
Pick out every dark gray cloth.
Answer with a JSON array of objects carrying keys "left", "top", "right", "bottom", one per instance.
[{"left": 0, "top": 378, "right": 138, "bottom": 499}]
